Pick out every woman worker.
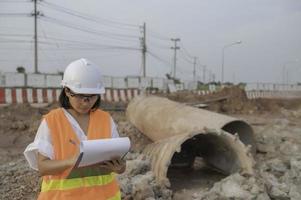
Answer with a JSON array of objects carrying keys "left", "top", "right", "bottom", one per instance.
[{"left": 24, "top": 58, "right": 125, "bottom": 200}]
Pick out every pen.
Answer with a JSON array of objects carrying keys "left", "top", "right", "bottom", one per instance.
[
  {"left": 121, "top": 151, "right": 128, "bottom": 160},
  {"left": 69, "top": 139, "right": 77, "bottom": 146}
]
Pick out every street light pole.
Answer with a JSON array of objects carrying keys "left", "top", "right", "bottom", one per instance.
[
  {"left": 221, "top": 41, "right": 242, "bottom": 84},
  {"left": 282, "top": 59, "right": 299, "bottom": 85}
]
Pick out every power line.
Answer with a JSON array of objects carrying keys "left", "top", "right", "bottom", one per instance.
[
  {"left": 34, "top": 52, "right": 136, "bottom": 62},
  {"left": 177, "top": 67, "right": 192, "bottom": 75},
  {"left": 0, "top": 48, "right": 32, "bottom": 51},
  {"left": 0, "top": 13, "right": 30, "bottom": 17},
  {"left": 38, "top": 20, "right": 137, "bottom": 46},
  {"left": 1, "top": 1, "right": 173, "bottom": 77},
  {"left": 0, "top": 33, "right": 32, "bottom": 37},
  {"left": 40, "top": 16, "right": 139, "bottom": 42},
  {"left": 178, "top": 52, "right": 194, "bottom": 64},
  {"left": 37, "top": 47, "right": 137, "bottom": 53},
  {"left": 148, "top": 30, "right": 170, "bottom": 41},
  {"left": 147, "top": 50, "right": 173, "bottom": 76},
  {"left": 42, "top": 15, "right": 139, "bottom": 39},
  {"left": 0, "top": 37, "right": 140, "bottom": 51},
  {"left": 0, "top": 0, "right": 30, "bottom": 3},
  {"left": 179, "top": 41, "right": 194, "bottom": 59},
  {"left": 38, "top": 21, "right": 65, "bottom": 68},
  {"left": 0, "top": 25, "right": 27, "bottom": 32},
  {"left": 38, "top": 46, "right": 141, "bottom": 51},
  {"left": 38, "top": 36, "right": 139, "bottom": 49},
  {"left": 0, "top": 41, "right": 33, "bottom": 64},
  {"left": 147, "top": 50, "right": 173, "bottom": 68},
  {"left": 0, "top": 38, "right": 33, "bottom": 43},
  {"left": 179, "top": 49, "right": 194, "bottom": 62},
  {"left": 147, "top": 41, "right": 170, "bottom": 50},
  {"left": 39, "top": 1, "right": 139, "bottom": 29}
]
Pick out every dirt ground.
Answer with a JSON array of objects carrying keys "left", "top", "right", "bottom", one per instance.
[{"left": 1, "top": 87, "right": 301, "bottom": 200}]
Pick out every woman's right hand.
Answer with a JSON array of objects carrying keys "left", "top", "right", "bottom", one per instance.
[
  {"left": 66, "top": 153, "right": 80, "bottom": 168},
  {"left": 37, "top": 152, "right": 80, "bottom": 176}
]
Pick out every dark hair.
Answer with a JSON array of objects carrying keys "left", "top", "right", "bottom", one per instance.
[{"left": 59, "top": 88, "right": 101, "bottom": 110}]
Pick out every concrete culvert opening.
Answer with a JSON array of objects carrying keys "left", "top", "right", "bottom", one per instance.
[
  {"left": 167, "top": 133, "right": 239, "bottom": 192},
  {"left": 143, "top": 130, "right": 254, "bottom": 188},
  {"left": 222, "top": 120, "right": 256, "bottom": 153}
]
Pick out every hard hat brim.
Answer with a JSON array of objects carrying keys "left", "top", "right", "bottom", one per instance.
[{"left": 65, "top": 85, "right": 105, "bottom": 95}]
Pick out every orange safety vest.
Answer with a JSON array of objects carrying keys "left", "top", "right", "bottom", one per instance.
[{"left": 38, "top": 108, "right": 121, "bottom": 200}]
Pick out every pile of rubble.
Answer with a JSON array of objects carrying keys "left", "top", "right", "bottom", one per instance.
[{"left": 118, "top": 154, "right": 172, "bottom": 200}]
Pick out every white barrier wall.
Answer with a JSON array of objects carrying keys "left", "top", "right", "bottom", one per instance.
[
  {"left": 27, "top": 73, "right": 45, "bottom": 87},
  {"left": 4, "top": 73, "right": 25, "bottom": 87},
  {"left": 184, "top": 81, "right": 197, "bottom": 90},
  {"left": 245, "top": 83, "right": 301, "bottom": 91},
  {"left": 152, "top": 78, "right": 166, "bottom": 90},
  {"left": 209, "top": 84, "right": 216, "bottom": 91},
  {"left": 46, "top": 75, "right": 62, "bottom": 88},
  {"left": 246, "top": 90, "right": 301, "bottom": 99},
  {"left": 1, "top": 73, "right": 171, "bottom": 89},
  {"left": 0, "top": 74, "right": 4, "bottom": 86},
  {"left": 175, "top": 83, "right": 184, "bottom": 90},
  {"left": 140, "top": 77, "right": 151, "bottom": 88},
  {"left": 103, "top": 76, "right": 113, "bottom": 88},
  {"left": 112, "top": 77, "right": 127, "bottom": 89},
  {"left": 127, "top": 77, "right": 140, "bottom": 88},
  {"left": 2, "top": 72, "right": 300, "bottom": 95}
]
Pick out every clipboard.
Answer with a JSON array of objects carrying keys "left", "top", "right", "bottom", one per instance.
[{"left": 66, "top": 137, "right": 130, "bottom": 178}]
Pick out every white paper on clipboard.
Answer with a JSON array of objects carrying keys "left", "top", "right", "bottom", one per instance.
[{"left": 78, "top": 137, "right": 131, "bottom": 167}]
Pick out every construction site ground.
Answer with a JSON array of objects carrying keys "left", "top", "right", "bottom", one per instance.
[{"left": 1, "top": 87, "right": 301, "bottom": 200}]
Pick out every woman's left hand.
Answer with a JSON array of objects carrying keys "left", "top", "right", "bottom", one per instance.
[{"left": 98, "top": 157, "right": 126, "bottom": 174}]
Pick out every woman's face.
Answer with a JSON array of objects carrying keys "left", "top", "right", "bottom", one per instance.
[{"left": 65, "top": 88, "right": 99, "bottom": 114}]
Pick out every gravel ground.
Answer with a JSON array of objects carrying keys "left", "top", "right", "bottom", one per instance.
[{"left": 1, "top": 90, "right": 301, "bottom": 200}]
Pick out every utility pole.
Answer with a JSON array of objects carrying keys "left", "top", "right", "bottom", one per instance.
[
  {"left": 212, "top": 73, "right": 215, "bottom": 82},
  {"left": 203, "top": 65, "right": 206, "bottom": 83},
  {"left": 282, "top": 66, "right": 286, "bottom": 86},
  {"left": 193, "top": 57, "right": 197, "bottom": 82},
  {"left": 208, "top": 70, "right": 212, "bottom": 82},
  {"left": 32, "top": 0, "right": 40, "bottom": 73},
  {"left": 171, "top": 38, "right": 180, "bottom": 79},
  {"left": 282, "top": 59, "right": 299, "bottom": 85},
  {"left": 141, "top": 22, "right": 147, "bottom": 77},
  {"left": 286, "top": 70, "right": 289, "bottom": 85}
]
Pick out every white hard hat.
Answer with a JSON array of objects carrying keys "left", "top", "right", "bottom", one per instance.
[{"left": 61, "top": 58, "right": 105, "bottom": 94}]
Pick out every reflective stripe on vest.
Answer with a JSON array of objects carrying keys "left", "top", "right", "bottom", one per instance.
[
  {"left": 39, "top": 182, "right": 121, "bottom": 200},
  {"left": 108, "top": 192, "right": 121, "bottom": 200},
  {"left": 39, "top": 108, "right": 120, "bottom": 200},
  {"left": 41, "top": 174, "right": 115, "bottom": 192}
]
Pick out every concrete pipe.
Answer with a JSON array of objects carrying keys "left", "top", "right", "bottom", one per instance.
[
  {"left": 126, "top": 95, "right": 255, "bottom": 151},
  {"left": 126, "top": 95, "right": 255, "bottom": 185}
]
